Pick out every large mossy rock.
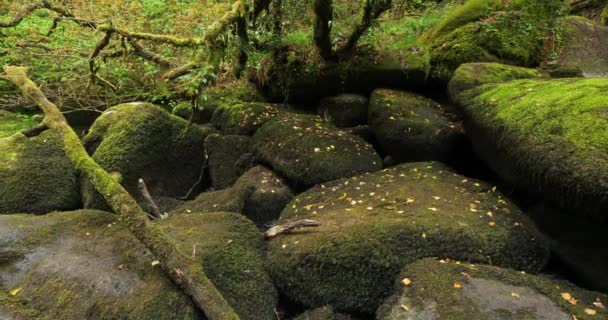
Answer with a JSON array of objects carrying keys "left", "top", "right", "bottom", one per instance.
[
  {"left": 259, "top": 46, "right": 429, "bottom": 103},
  {"left": 368, "top": 89, "right": 465, "bottom": 163},
  {"left": 377, "top": 258, "right": 608, "bottom": 320},
  {"left": 455, "top": 78, "right": 608, "bottom": 221},
  {"left": 253, "top": 114, "right": 382, "bottom": 187},
  {"left": 210, "top": 102, "right": 284, "bottom": 135},
  {"left": 423, "top": 0, "right": 568, "bottom": 83},
  {"left": 173, "top": 165, "right": 294, "bottom": 227},
  {"left": 549, "top": 16, "right": 608, "bottom": 77},
  {"left": 0, "top": 210, "right": 277, "bottom": 320},
  {"left": 205, "top": 133, "right": 252, "bottom": 190},
  {"left": 268, "top": 162, "right": 549, "bottom": 313},
  {"left": 0, "top": 130, "right": 80, "bottom": 214},
  {"left": 447, "top": 62, "right": 545, "bottom": 102},
  {"left": 317, "top": 94, "right": 368, "bottom": 128},
  {"left": 82, "top": 102, "right": 215, "bottom": 209}
]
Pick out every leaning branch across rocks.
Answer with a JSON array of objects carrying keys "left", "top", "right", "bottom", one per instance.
[{"left": 0, "top": 65, "right": 240, "bottom": 320}]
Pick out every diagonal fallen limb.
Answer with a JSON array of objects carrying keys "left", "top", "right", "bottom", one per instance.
[
  {"left": 264, "top": 219, "right": 321, "bottom": 239},
  {"left": 1, "top": 66, "right": 240, "bottom": 320}
]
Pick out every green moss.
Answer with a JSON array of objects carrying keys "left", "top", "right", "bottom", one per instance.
[
  {"left": 211, "top": 102, "right": 284, "bottom": 135},
  {"left": 368, "top": 89, "right": 464, "bottom": 163},
  {"left": 377, "top": 258, "right": 608, "bottom": 320},
  {"left": 159, "top": 212, "right": 278, "bottom": 320},
  {"left": 601, "top": 4, "right": 608, "bottom": 25},
  {"left": 448, "top": 62, "right": 545, "bottom": 103},
  {"left": 205, "top": 133, "right": 252, "bottom": 189},
  {"left": 170, "top": 100, "right": 193, "bottom": 120},
  {"left": 253, "top": 114, "right": 382, "bottom": 187},
  {"left": 422, "top": 0, "right": 500, "bottom": 42},
  {"left": 0, "top": 131, "right": 80, "bottom": 214},
  {"left": 195, "top": 80, "right": 264, "bottom": 124},
  {"left": 427, "top": 0, "right": 568, "bottom": 83},
  {"left": 268, "top": 162, "right": 548, "bottom": 313},
  {"left": 82, "top": 102, "right": 216, "bottom": 210},
  {"left": 0, "top": 290, "right": 42, "bottom": 319},
  {"left": 0, "top": 111, "right": 41, "bottom": 138},
  {"left": 461, "top": 77, "right": 608, "bottom": 221}
]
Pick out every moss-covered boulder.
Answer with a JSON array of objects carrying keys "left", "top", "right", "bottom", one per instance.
[
  {"left": 253, "top": 114, "right": 382, "bottom": 187},
  {"left": 210, "top": 102, "right": 285, "bottom": 135},
  {"left": 259, "top": 45, "right": 429, "bottom": 103},
  {"left": 318, "top": 94, "right": 368, "bottom": 128},
  {"left": 549, "top": 16, "right": 608, "bottom": 77},
  {"left": 0, "top": 131, "right": 80, "bottom": 214},
  {"left": 268, "top": 162, "right": 549, "bottom": 313},
  {"left": 447, "top": 62, "right": 545, "bottom": 102},
  {"left": 377, "top": 258, "right": 608, "bottom": 320},
  {"left": 172, "top": 165, "right": 293, "bottom": 227},
  {"left": 528, "top": 204, "right": 608, "bottom": 292},
  {"left": 457, "top": 78, "right": 608, "bottom": 221},
  {"left": 82, "top": 102, "right": 215, "bottom": 210},
  {"left": 205, "top": 133, "right": 252, "bottom": 190},
  {"left": 0, "top": 210, "right": 277, "bottom": 319},
  {"left": 369, "top": 89, "right": 465, "bottom": 163},
  {"left": 423, "top": 0, "right": 568, "bottom": 83}
]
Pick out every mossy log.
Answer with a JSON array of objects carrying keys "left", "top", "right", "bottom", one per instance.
[{"left": 0, "top": 66, "right": 239, "bottom": 320}]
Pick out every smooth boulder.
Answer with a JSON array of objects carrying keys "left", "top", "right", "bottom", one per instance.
[
  {"left": 377, "top": 258, "right": 608, "bottom": 320},
  {"left": 254, "top": 114, "right": 382, "bottom": 187},
  {"left": 318, "top": 94, "right": 368, "bottom": 128},
  {"left": 268, "top": 162, "right": 549, "bottom": 313},
  {"left": 211, "top": 102, "right": 284, "bottom": 136}
]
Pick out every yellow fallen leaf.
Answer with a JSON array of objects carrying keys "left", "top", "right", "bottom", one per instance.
[
  {"left": 401, "top": 278, "right": 412, "bottom": 286},
  {"left": 562, "top": 292, "right": 573, "bottom": 301},
  {"left": 511, "top": 292, "right": 520, "bottom": 298},
  {"left": 401, "top": 304, "right": 409, "bottom": 311},
  {"left": 594, "top": 298, "right": 605, "bottom": 309},
  {"left": 584, "top": 308, "right": 597, "bottom": 315},
  {"left": 406, "top": 197, "right": 415, "bottom": 204},
  {"left": 454, "top": 282, "right": 462, "bottom": 289},
  {"left": 10, "top": 287, "right": 21, "bottom": 296},
  {"left": 422, "top": 232, "right": 426, "bottom": 239},
  {"left": 488, "top": 221, "right": 496, "bottom": 227}
]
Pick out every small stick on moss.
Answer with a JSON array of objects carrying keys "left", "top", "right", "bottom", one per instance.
[
  {"left": 1, "top": 65, "right": 240, "bottom": 320},
  {"left": 264, "top": 219, "right": 321, "bottom": 239},
  {"left": 137, "top": 178, "right": 161, "bottom": 220}
]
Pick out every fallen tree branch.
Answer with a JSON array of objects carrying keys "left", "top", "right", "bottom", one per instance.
[
  {"left": 1, "top": 66, "right": 240, "bottom": 320},
  {"left": 127, "top": 38, "right": 173, "bottom": 69},
  {"left": 21, "top": 123, "right": 49, "bottom": 137},
  {"left": 264, "top": 219, "right": 321, "bottom": 239},
  {"left": 138, "top": 178, "right": 161, "bottom": 219}
]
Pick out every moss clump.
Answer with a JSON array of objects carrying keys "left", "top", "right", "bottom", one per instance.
[
  {"left": 377, "top": 258, "right": 608, "bottom": 320},
  {"left": 461, "top": 78, "right": 608, "bottom": 221},
  {"left": 268, "top": 162, "right": 548, "bottom": 313},
  {"left": 425, "top": 0, "right": 569, "bottom": 83},
  {"left": 448, "top": 62, "right": 545, "bottom": 103},
  {"left": 210, "top": 102, "right": 285, "bottom": 136},
  {"left": 193, "top": 80, "right": 264, "bottom": 124},
  {"left": 159, "top": 212, "right": 278, "bottom": 320},
  {"left": 0, "top": 131, "right": 80, "bottom": 214},
  {"left": 0, "top": 111, "right": 41, "bottom": 138},
  {"left": 82, "top": 102, "right": 216, "bottom": 210},
  {"left": 170, "top": 100, "right": 193, "bottom": 120},
  {"left": 368, "top": 89, "right": 465, "bottom": 163},
  {"left": 253, "top": 114, "right": 382, "bottom": 188},
  {"left": 421, "top": 0, "right": 500, "bottom": 42}
]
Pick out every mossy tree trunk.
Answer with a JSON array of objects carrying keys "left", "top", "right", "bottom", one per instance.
[{"left": 0, "top": 66, "right": 240, "bottom": 320}]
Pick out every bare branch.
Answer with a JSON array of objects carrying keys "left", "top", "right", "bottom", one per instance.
[
  {"left": 264, "top": 220, "right": 321, "bottom": 239},
  {"left": 0, "top": 2, "right": 47, "bottom": 28},
  {"left": 127, "top": 38, "right": 173, "bottom": 69},
  {"left": 163, "top": 62, "right": 199, "bottom": 81},
  {"left": 138, "top": 178, "right": 161, "bottom": 219}
]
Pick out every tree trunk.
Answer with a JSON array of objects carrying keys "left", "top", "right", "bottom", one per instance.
[{"left": 1, "top": 66, "right": 240, "bottom": 320}]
